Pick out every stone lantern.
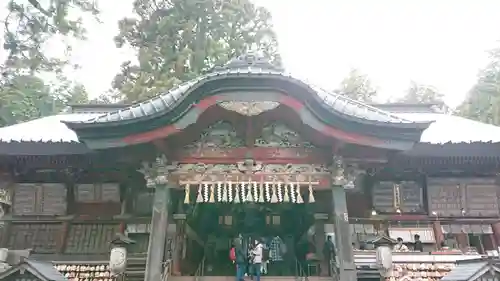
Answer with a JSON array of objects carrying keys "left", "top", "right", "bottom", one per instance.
[{"left": 109, "top": 233, "right": 135, "bottom": 277}]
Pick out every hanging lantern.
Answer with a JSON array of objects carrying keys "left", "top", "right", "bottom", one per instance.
[
  {"left": 110, "top": 246, "right": 127, "bottom": 276},
  {"left": 196, "top": 184, "right": 203, "bottom": 203},
  {"left": 184, "top": 184, "right": 190, "bottom": 204},
  {"left": 296, "top": 183, "right": 304, "bottom": 204},
  {"left": 376, "top": 246, "right": 393, "bottom": 277},
  {"left": 109, "top": 234, "right": 135, "bottom": 277}
]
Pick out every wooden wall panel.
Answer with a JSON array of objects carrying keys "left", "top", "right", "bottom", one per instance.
[
  {"left": 372, "top": 181, "right": 423, "bottom": 213},
  {"left": 7, "top": 223, "right": 63, "bottom": 253},
  {"left": 64, "top": 223, "right": 119, "bottom": 254},
  {"left": 346, "top": 192, "right": 370, "bottom": 218},
  {"left": 12, "top": 183, "right": 66, "bottom": 215},
  {"left": 464, "top": 178, "right": 499, "bottom": 216},
  {"left": 427, "top": 177, "right": 500, "bottom": 217},
  {"left": 427, "top": 178, "right": 464, "bottom": 217}
]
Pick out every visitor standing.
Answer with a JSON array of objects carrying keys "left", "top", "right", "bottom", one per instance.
[
  {"left": 234, "top": 237, "right": 246, "bottom": 281},
  {"left": 251, "top": 239, "right": 264, "bottom": 281}
]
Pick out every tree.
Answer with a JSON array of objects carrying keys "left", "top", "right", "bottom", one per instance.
[
  {"left": 2, "top": 0, "right": 99, "bottom": 75},
  {"left": 0, "top": 75, "right": 96, "bottom": 126},
  {"left": 112, "top": 0, "right": 281, "bottom": 103},
  {"left": 0, "top": 0, "right": 100, "bottom": 126},
  {"left": 395, "top": 81, "right": 445, "bottom": 104},
  {"left": 337, "top": 69, "right": 377, "bottom": 102},
  {"left": 457, "top": 48, "right": 500, "bottom": 125}
]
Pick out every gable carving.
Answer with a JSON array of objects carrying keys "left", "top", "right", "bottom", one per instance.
[
  {"left": 218, "top": 101, "right": 279, "bottom": 116},
  {"left": 255, "top": 122, "right": 315, "bottom": 148},
  {"left": 185, "top": 121, "right": 245, "bottom": 149}
]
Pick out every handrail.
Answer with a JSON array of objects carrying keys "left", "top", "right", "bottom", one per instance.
[
  {"left": 294, "top": 257, "right": 309, "bottom": 281},
  {"left": 194, "top": 256, "right": 206, "bottom": 281},
  {"left": 329, "top": 259, "right": 339, "bottom": 281},
  {"left": 161, "top": 259, "right": 172, "bottom": 281}
]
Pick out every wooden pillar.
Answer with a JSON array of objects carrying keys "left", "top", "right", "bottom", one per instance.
[
  {"left": 330, "top": 155, "right": 356, "bottom": 281},
  {"left": 314, "top": 213, "right": 328, "bottom": 276},
  {"left": 172, "top": 214, "right": 186, "bottom": 276},
  {"left": 432, "top": 221, "right": 444, "bottom": 249},
  {"left": 143, "top": 158, "right": 171, "bottom": 281},
  {"left": 491, "top": 222, "right": 500, "bottom": 245}
]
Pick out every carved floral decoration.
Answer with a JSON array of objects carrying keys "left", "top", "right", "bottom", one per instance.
[
  {"left": 174, "top": 163, "right": 330, "bottom": 204},
  {"left": 218, "top": 101, "right": 279, "bottom": 116},
  {"left": 184, "top": 121, "right": 244, "bottom": 149},
  {"left": 255, "top": 122, "right": 315, "bottom": 148}
]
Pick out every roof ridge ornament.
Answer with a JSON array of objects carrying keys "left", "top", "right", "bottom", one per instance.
[{"left": 211, "top": 52, "right": 283, "bottom": 72}]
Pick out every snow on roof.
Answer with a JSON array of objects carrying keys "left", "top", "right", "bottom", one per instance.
[
  {"left": 0, "top": 110, "right": 499, "bottom": 145},
  {"left": 397, "top": 112, "right": 500, "bottom": 144},
  {"left": 0, "top": 113, "right": 101, "bottom": 143}
]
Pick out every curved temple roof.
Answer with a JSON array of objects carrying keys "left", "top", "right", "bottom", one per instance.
[{"left": 64, "top": 54, "right": 427, "bottom": 129}]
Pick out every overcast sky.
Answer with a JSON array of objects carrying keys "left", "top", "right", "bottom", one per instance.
[{"left": 31, "top": 0, "right": 500, "bottom": 107}]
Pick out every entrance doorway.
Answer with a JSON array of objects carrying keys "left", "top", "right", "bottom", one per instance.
[{"left": 184, "top": 203, "right": 315, "bottom": 277}]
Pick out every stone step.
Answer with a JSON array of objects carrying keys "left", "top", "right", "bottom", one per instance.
[{"left": 168, "top": 276, "right": 333, "bottom": 281}]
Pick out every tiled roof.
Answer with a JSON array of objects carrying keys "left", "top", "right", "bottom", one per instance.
[
  {"left": 397, "top": 113, "right": 500, "bottom": 144},
  {"left": 0, "top": 113, "right": 101, "bottom": 143},
  {"left": 26, "top": 259, "right": 68, "bottom": 281},
  {"left": 0, "top": 259, "right": 67, "bottom": 281},
  {"left": 0, "top": 110, "right": 500, "bottom": 145},
  {"left": 70, "top": 67, "right": 414, "bottom": 125},
  {"left": 440, "top": 261, "right": 488, "bottom": 281}
]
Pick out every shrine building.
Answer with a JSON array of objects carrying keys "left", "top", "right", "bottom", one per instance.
[{"left": 0, "top": 53, "right": 500, "bottom": 281}]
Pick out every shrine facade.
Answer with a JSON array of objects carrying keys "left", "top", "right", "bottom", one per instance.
[{"left": 0, "top": 54, "right": 500, "bottom": 281}]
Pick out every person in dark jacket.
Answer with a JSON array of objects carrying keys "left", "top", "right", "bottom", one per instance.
[
  {"left": 234, "top": 237, "right": 246, "bottom": 281},
  {"left": 413, "top": 234, "right": 423, "bottom": 252}
]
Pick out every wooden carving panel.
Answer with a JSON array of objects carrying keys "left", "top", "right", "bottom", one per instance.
[
  {"left": 12, "top": 184, "right": 37, "bottom": 215},
  {"left": 400, "top": 181, "right": 423, "bottom": 212},
  {"left": 427, "top": 178, "right": 464, "bottom": 216},
  {"left": 134, "top": 191, "right": 154, "bottom": 215},
  {"left": 464, "top": 178, "right": 499, "bottom": 216},
  {"left": 372, "top": 181, "right": 394, "bottom": 212},
  {"left": 40, "top": 183, "right": 67, "bottom": 215},
  {"left": 175, "top": 120, "right": 327, "bottom": 163},
  {"left": 65, "top": 223, "right": 119, "bottom": 254},
  {"left": 7, "top": 223, "right": 62, "bottom": 253},
  {"left": 372, "top": 181, "right": 422, "bottom": 213},
  {"left": 12, "top": 183, "right": 66, "bottom": 215},
  {"left": 75, "top": 183, "right": 120, "bottom": 203}
]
